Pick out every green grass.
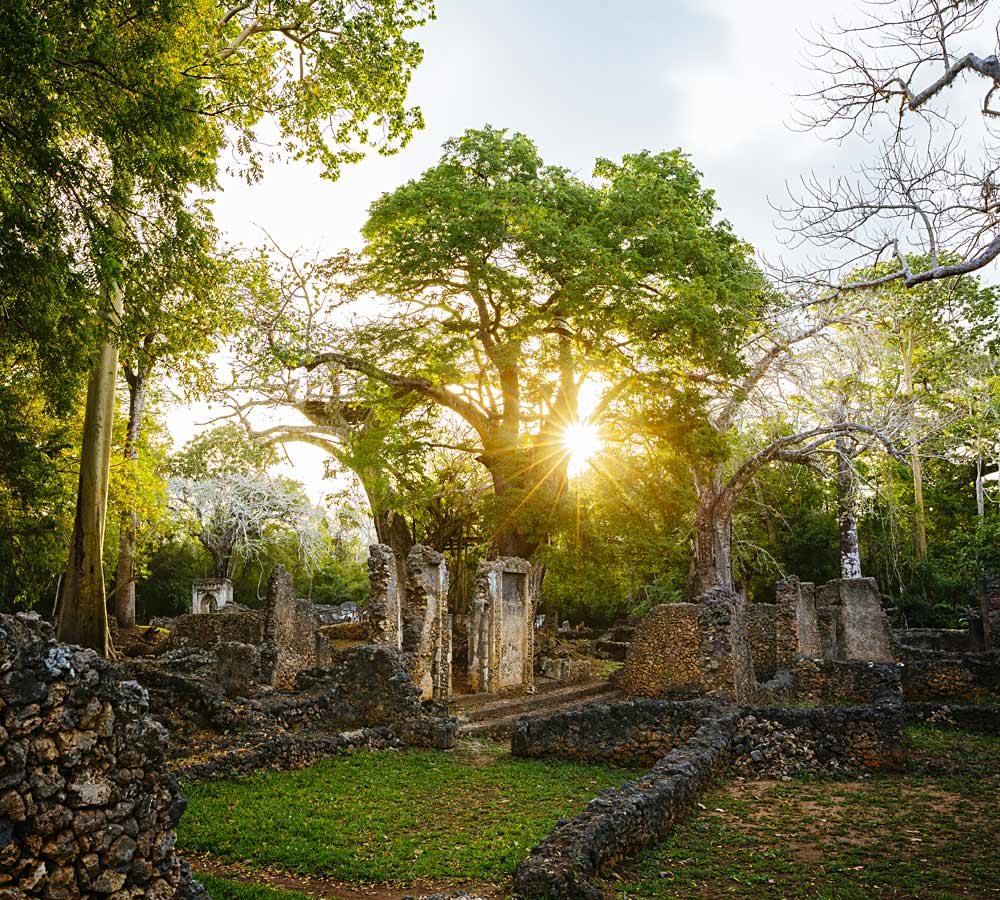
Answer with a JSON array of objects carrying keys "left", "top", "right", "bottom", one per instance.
[
  {"left": 195, "top": 875, "right": 312, "bottom": 900},
  {"left": 178, "top": 741, "right": 639, "bottom": 883},
  {"left": 601, "top": 727, "right": 1000, "bottom": 899}
]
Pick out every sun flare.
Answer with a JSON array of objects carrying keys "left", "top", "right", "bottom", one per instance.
[{"left": 563, "top": 421, "right": 602, "bottom": 477}]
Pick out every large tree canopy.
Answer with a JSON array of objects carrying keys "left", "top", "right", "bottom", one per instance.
[{"left": 303, "top": 126, "right": 764, "bottom": 557}]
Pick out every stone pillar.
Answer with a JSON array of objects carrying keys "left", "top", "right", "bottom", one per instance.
[
  {"left": 404, "top": 545, "right": 451, "bottom": 703},
  {"left": 775, "top": 576, "right": 820, "bottom": 665},
  {"left": 191, "top": 576, "right": 233, "bottom": 614},
  {"left": 816, "top": 577, "right": 894, "bottom": 663},
  {"left": 698, "top": 588, "right": 756, "bottom": 704},
  {"left": 468, "top": 557, "right": 535, "bottom": 695},
  {"left": 366, "top": 543, "right": 403, "bottom": 648}
]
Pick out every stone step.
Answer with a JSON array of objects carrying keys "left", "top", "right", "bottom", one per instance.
[
  {"left": 456, "top": 678, "right": 613, "bottom": 724},
  {"left": 458, "top": 686, "right": 624, "bottom": 738}
]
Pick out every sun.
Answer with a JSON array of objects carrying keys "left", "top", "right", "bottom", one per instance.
[{"left": 563, "top": 421, "right": 602, "bottom": 477}]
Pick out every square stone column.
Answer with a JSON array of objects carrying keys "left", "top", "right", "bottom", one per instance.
[
  {"left": 468, "top": 557, "right": 535, "bottom": 695},
  {"left": 816, "top": 577, "right": 894, "bottom": 662},
  {"left": 404, "top": 545, "right": 451, "bottom": 704}
]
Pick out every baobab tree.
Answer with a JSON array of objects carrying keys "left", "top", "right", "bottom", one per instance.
[{"left": 783, "top": 0, "right": 1000, "bottom": 290}]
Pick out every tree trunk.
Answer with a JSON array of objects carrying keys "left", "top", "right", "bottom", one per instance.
[
  {"left": 902, "top": 336, "right": 928, "bottom": 561},
  {"left": 689, "top": 482, "right": 735, "bottom": 596},
  {"left": 114, "top": 365, "right": 147, "bottom": 628},
  {"left": 836, "top": 436, "right": 862, "bottom": 579},
  {"left": 57, "top": 282, "right": 123, "bottom": 656}
]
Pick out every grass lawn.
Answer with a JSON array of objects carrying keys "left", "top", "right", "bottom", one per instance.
[
  {"left": 195, "top": 875, "right": 312, "bottom": 900},
  {"left": 178, "top": 740, "right": 639, "bottom": 884},
  {"left": 602, "top": 727, "right": 1000, "bottom": 899}
]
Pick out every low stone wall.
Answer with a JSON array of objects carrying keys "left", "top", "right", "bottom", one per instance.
[
  {"left": 511, "top": 697, "right": 906, "bottom": 899},
  {"left": 894, "top": 628, "right": 979, "bottom": 654},
  {"left": 512, "top": 700, "right": 717, "bottom": 767},
  {"left": 899, "top": 653, "right": 1000, "bottom": 702},
  {"left": 161, "top": 609, "right": 265, "bottom": 654},
  {"left": 170, "top": 727, "right": 398, "bottom": 782},
  {"left": 512, "top": 710, "right": 737, "bottom": 900},
  {"left": 744, "top": 705, "right": 906, "bottom": 770},
  {"left": 756, "top": 658, "right": 903, "bottom": 707},
  {"left": 0, "top": 613, "right": 206, "bottom": 900},
  {"left": 256, "top": 645, "right": 459, "bottom": 750},
  {"left": 903, "top": 702, "right": 1000, "bottom": 735}
]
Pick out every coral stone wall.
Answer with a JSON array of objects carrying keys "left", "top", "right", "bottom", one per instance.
[
  {"left": 0, "top": 613, "right": 204, "bottom": 900},
  {"left": 747, "top": 603, "right": 778, "bottom": 680},
  {"left": 615, "top": 604, "right": 702, "bottom": 698},
  {"left": 161, "top": 610, "right": 265, "bottom": 654},
  {"left": 512, "top": 699, "right": 719, "bottom": 767},
  {"left": 900, "top": 654, "right": 1000, "bottom": 702}
]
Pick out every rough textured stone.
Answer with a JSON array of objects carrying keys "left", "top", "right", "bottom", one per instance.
[
  {"left": 816, "top": 577, "right": 894, "bottom": 662},
  {"left": 0, "top": 613, "right": 204, "bottom": 899},
  {"left": 616, "top": 592, "right": 756, "bottom": 703},
  {"left": 215, "top": 642, "right": 259, "bottom": 698},
  {"left": 404, "top": 546, "right": 451, "bottom": 703},
  {"left": 366, "top": 544, "right": 403, "bottom": 648},
  {"left": 747, "top": 603, "right": 778, "bottom": 680},
  {"left": 468, "top": 557, "right": 535, "bottom": 696}
]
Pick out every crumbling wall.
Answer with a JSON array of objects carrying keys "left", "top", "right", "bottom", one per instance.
[
  {"left": 900, "top": 653, "right": 1000, "bottom": 702},
  {"left": 366, "top": 544, "right": 402, "bottom": 648},
  {"left": 512, "top": 699, "right": 717, "bottom": 767},
  {"left": 0, "top": 613, "right": 206, "bottom": 899},
  {"left": 468, "top": 557, "right": 534, "bottom": 695},
  {"left": 616, "top": 591, "right": 755, "bottom": 703},
  {"left": 404, "top": 546, "right": 451, "bottom": 703},
  {"left": 756, "top": 657, "right": 903, "bottom": 707},
  {"left": 161, "top": 609, "right": 265, "bottom": 654},
  {"left": 614, "top": 604, "right": 702, "bottom": 698},
  {"left": 775, "top": 576, "right": 819, "bottom": 664},
  {"left": 264, "top": 565, "right": 330, "bottom": 690}
]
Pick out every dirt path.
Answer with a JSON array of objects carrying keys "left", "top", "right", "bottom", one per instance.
[{"left": 188, "top": 854, "right": 508, "bottom": 900}]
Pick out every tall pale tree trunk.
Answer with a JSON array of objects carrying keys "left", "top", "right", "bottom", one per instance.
[
  {"left": 836, "top": 435, "right": 862, "bottom": 578},
  {"left": 689, "top": 468, "right": 735, "bottom": 596},
  {"left": 113, "top": 363, "right": 148, "bottom": 628},
  {"left": 57, "top": 282, "right": 124, "bottom": 656},
  {"left": 902, "top": 334, "right": 928, "bottom": 561}
]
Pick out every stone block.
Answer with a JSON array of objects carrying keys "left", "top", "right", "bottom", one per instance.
[{"left": 817, "top": 577, "right": 894, "bottom": 663}]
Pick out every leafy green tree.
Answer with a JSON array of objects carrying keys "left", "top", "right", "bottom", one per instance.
[
  {"left": 3, "top": 0, "right": 432, "bottom": 653},
  {"left": 305, "top": 126, "right": 762, "bottom": 558}
]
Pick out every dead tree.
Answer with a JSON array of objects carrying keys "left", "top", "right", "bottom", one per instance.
[{"left": 782, "top": 0, "right": 1000, "bottom": 289}]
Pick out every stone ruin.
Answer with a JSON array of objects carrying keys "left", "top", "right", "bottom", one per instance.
[
  {"left": 403, "top": 546, "right": 451, "bottom": 704},
  {"left": 774, "top": 575, "right": 893, "bottom": 664},
  {"left": 617, "top": 576, "right": 896, "bottom": 703},
  {"left": 190, "top": 577, "right": 232, "bottom": 615},
  {"left": 0, "top": 612, "right": 207, "bottom": 900},
  {"left": 615, "top": 588, "right": 755, "bottom": 703},
  {"left": 468, "top": 557, "right": 536, "bottom": 696}
]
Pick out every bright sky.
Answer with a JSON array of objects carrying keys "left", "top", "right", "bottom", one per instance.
[{"left": 165, "top": 0, "right": 868, "bottom": 502}]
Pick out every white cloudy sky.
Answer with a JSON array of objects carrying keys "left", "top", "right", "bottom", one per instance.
[{"left": 166, "top": 0, "right": 884, "bottom": 499}]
